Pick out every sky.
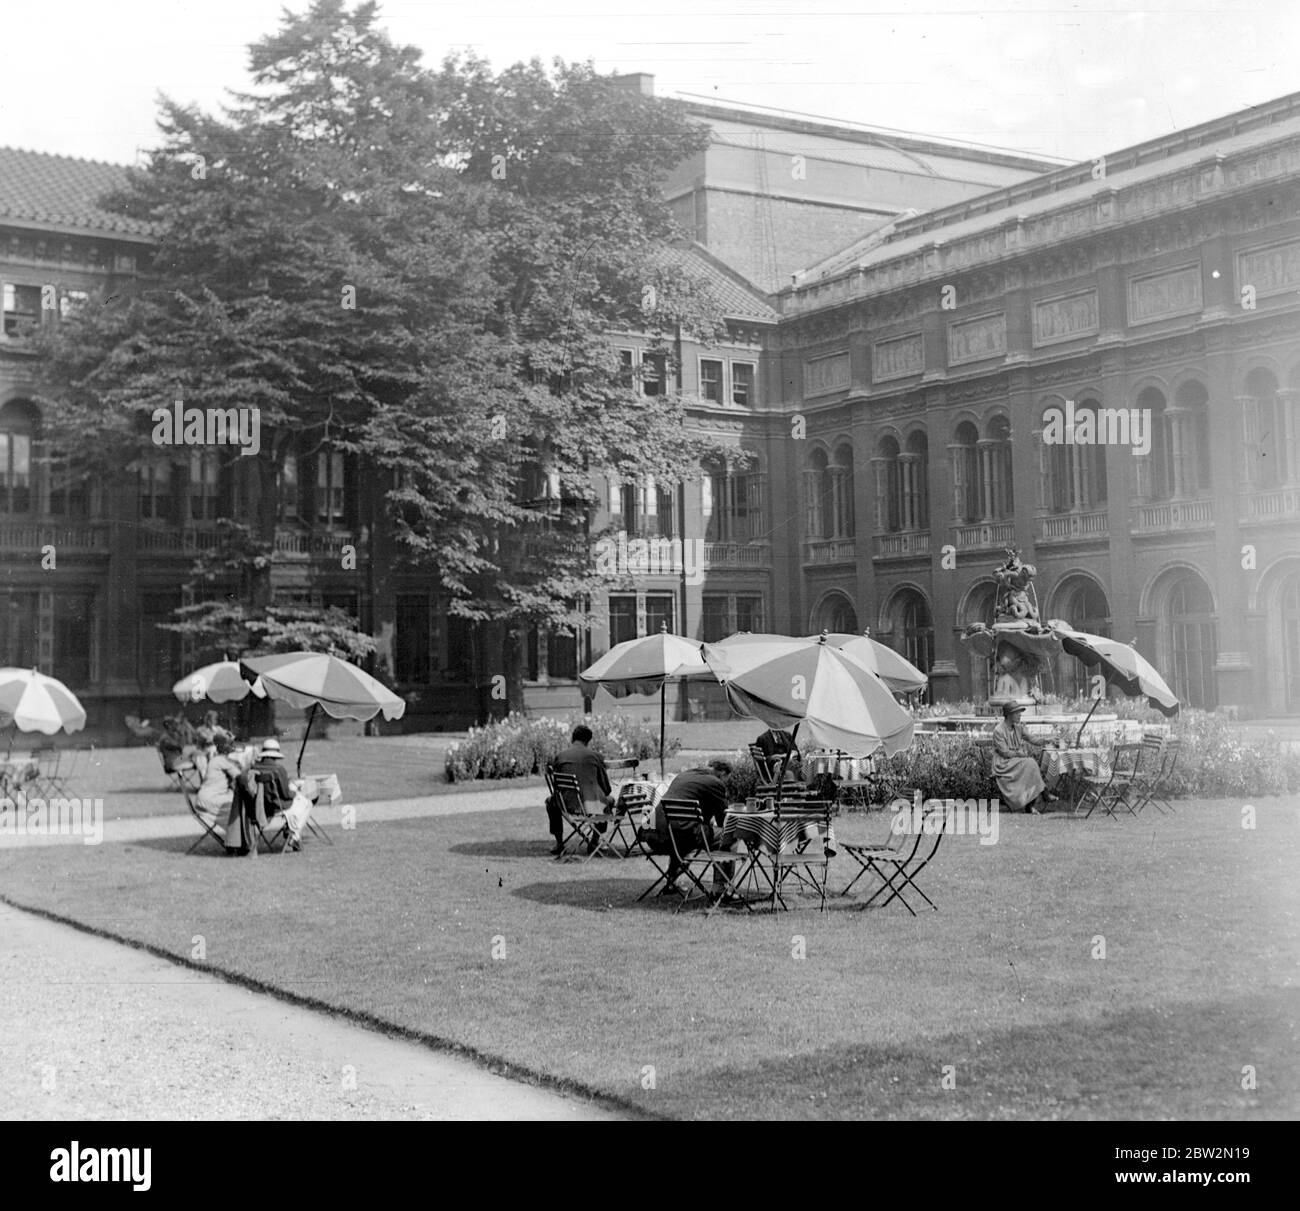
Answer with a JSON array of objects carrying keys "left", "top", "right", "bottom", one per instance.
[{"left": 3, "top": 0, "right": 1297, "bottom": 166}]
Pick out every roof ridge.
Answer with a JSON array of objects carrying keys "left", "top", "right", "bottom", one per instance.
[{"left": 0, "top": 145, "right": 133, "bottom": 170}]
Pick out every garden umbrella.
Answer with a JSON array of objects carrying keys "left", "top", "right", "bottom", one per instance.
[
  {"left": 240, "top": 652, "right": 406, "bottom": 774},
  {"left": 0, "top": 667, "right": 87, "bottom": 754},
  {"left": 577, "top": 624, "right": 711, "bottom": 777},
  {"left": 172, "top": 659, "right": 266, "bottom": 704},
  {"left": 810, "top": 631, "right": 929, "bottom": 695},
  {"left": 701, "top": 633, "right": 915, "bottom": 777},
  {"left": 1048, "top": 623, "right": 1180, "bottom": 717}
]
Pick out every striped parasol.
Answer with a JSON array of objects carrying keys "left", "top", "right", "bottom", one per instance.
[{"left": 0, "top": 668, "right": 87, "bottom": 744}]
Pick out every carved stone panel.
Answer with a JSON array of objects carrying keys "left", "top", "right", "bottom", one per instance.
[
  {"left": 1032, "top": 289, "right": 1099, "bottom": 347},
  {"left": 803, "top": 351, "right": 851, "bottom": 396},
  {"left": 1127, "top": 263, "right": 1203, "bottom": 325},
  {"left": 947, "top": 313, "right": 1006, "bottom": 366},
  {"left": 1237, "top": 239, "right": 1300, "bottom": 300},
  {"left": 872, "top": 333, "right": 925, "bottom": 382}
]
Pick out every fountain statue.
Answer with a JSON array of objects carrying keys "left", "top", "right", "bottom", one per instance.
[{"left": 962, "top": 547, "right": 1056, "bottom": 708}]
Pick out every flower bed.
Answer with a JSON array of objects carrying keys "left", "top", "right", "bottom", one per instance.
[
  {"left": 707, "top": 705, "right": 1300, "bottom": 806},
  {"left": 444, "top": 712, "right": 681, "bottom": 782}
]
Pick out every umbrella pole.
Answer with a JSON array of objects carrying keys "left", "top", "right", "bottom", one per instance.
[
  {"left": 1074, "top": 696, "right": 1101, "bottom": 748},
  {"left": 297, "top": 702, "right": 318, "bottom": 777},
  {"left": 777, "top": 722, "right": 799, "bottom": 787},
  {"left": 659, "top": 681, "right": 666, "bottom": 781}
]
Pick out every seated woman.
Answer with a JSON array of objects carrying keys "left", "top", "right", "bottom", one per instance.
[
  {"left": 991, "top": 702, "right": 1051, "bottom": 813},
  {"left": 194, "top": 735, "right": 240, "bottom": 819}
]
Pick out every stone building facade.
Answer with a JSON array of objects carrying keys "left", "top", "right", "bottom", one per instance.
[{"left": 3, "top": 90, "right": 1299, "bottom": 736}]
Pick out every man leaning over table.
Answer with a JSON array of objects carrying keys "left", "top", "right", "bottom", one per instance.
[{"left": 639, "top": 759, "right": 732, "bottom": 893}]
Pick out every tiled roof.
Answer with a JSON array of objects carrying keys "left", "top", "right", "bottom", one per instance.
[
  {"left": 0, "top": 147, "right": 154, "bottom": 238},
  {"left": 661, "top": 242, "right": 780, "bottom": 323}
]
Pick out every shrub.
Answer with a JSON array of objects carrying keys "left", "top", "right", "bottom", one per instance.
[{"left": 444, "top": 712, "right": 680, "bottom": 782}]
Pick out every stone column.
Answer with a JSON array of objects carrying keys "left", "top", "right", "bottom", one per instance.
[
  {"left": 978, "top": 441, "right": 995, "bottom": 521},
  {"left": 1165, "top": 408, "right": 1186, "bottom": 499},
  {"left": 1237, "top": 395, "right": 1259, "bottom": 486}
]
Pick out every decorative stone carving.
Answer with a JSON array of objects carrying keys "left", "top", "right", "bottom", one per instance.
[
  {"left": 872, "top": 332, "right": 924, "bottom": 382},
  {"left": 1032, "top": 289, "right": 1099, "bottom": 346},
  {"left": 1237, "top": 239, "right": 1300, "bottom": 299},
  {"left": 803, "top": 351, "right": 852, "bottom": 396},
  {"left": 948, "top": 313, "right": 1006, "bottom": 365},
  {"left": 1127, "top": 263, "right": 1203, "bottom": 325}
]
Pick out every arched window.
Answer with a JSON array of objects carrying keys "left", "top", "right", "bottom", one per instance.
[
  {"left": 960, "top": 581, "right": 998, "bottom": 699},
  {"left": 814, "top": 592, "right": 858, "bottom": 634},
  {"left": 1172, "top": 380, "right": 1211, "bottom": 497},
  {"left": 985, "top": 415, "right": 1014, "bottom": 520},
  {"left": 884, "top": 588, "right": 933, "bottom": 675},
  {"left": 704, "top": 454, "right": 763, "bottom": 542},
  {"left": 831, "top": 443, "right": 854, "bottom": 538},
  {"left": 949, "top": 421, "right": 980, "bottom": 524},
  {"left": 1052, "top": 577, "right": 1111, "bottom": 698},
  {"left": 875, "top": 431, "right": 928, "bottom": 532},
  {"left": 1242, "top": 368, "right": 1285, "bottom": 487},
  {"left": 0, "top": 400, "right": 36, "bottom": 514},
  {"left": 803, "top": 448, "right": 829, "bottom": 539},
  {"left": 1134, "top": 387, "right": 1171, "bottom": 500},
  {"left": 1151, "top": 569, "right": 1218, "bottom": 709},
  {"left": 1040, "top": 398, "right": 1107, "bottom": 512}
]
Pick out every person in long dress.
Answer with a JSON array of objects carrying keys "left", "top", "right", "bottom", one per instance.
[{"left": 991, "top": 701, "right": 1050, "bottom": 813}]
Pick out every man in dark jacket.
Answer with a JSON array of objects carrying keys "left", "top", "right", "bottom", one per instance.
[
  {"left": 547, "top": 725, "right": 614, "bottom": 855},
  {"left": 643, "top": 759, "right": 732, "bottom": 889}
]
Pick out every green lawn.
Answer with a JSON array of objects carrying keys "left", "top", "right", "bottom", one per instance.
[{"left": 2, "top": 798, "right": 1297, "bottom": 1119}]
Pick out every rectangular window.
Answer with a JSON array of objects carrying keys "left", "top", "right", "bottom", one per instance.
[
  {"left": 322, "top": 591, "right": 358, "bottom": 620},
  {"left": 641, "top": 352, "right": 666, "bottom": 397},
  {"left": 731, "top": 361, "right": 755, "bottom": 407},
  {"left": 394, "top": 593, "right": 431, "bottom": 683},
  {"left": 735, "top": 594, "right": 763, "bottom": 634},
  {"left": 189, "top": 452, "right": 219, "bottom": 522},
  {"left": 317, "top": 451, "right": 345, "bottom": 525},
  {"left": 617, "top": 349, "right": 635, "bottom": 389},
  {"left": 645, "top": 593, "right": 675, "bottom": 636},
  {"left": 526, "top": 626, "right": 541, "bottom": 681},
  {"left": 59, "top": 290, "right": 89, "bottom": 320},
  {"left": 446, "top": 613, "right": 474, "bottom": 681},
  {"left": 0, "top": 430, "right": 32, "bottom": 513},
  {"left": 54, "top": 593, "right": 93, "bottom": 689},
  {"left": 47, "top": 449, "right": 88, "bottom": 517},
  {"left": 619, "top": 483, "right": 639, "bottom": 532},
  {"left": 0, "top": 591, "right": 39, "bottom": 667},
  {"left": 702, "top": 594, "right": 730, "bottom": 643},
  {"left": 608, "top": 594, "right": 637, "bottom": 647},
  {"left": 548, "top": 629, "right": 578, "bottom": 680},
  {"left": 139, "top": 591, "right": 182, "bottom": 690},
  {"left": 700, "top": 359, "right": 723, "bottom": 403},
  {"left": 140, "top": 462, "right": 173, "bottom": 521},
  {"left": 279, "top": 455, "right": 299, "bottom": 521},
  {"left": 2, "top": 284, "right": 42, "bottom": 337}
]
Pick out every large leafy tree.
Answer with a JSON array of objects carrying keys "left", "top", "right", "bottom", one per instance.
[{"left": 34, "top": 1, "right": 731, "bottom": 716}]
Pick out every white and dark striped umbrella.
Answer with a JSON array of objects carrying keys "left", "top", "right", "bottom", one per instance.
[
  {"left": 172, "top": 660, "right": 265, "bottom": 704},
  {"left": 240, "top": 651, "right": 406, "bottom": 773},
  {"left": 809, "top": 631, "right": 928, "bottom": 695},
  {"left": 1049, "top": 623, "right": 1180, "bottom": 716},
  {"left": 0, "top": 668, "right": 87, "bottom": 735},
  {"left": 702, "top": 633, "right": 915, "bottom": 758}
]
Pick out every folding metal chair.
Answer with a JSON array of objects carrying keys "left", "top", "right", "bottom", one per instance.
[
  {"left": 748, "top": 744, "right": 779, "bottom": 785},
  {"left": 842, "top": 799, "right": 952, "bottom": 915},
  {"left": 1132, "top": 734, "right": 1180, "bottom": 815},
  {"left": 54, "top": 744, "right": 91, "bottom": 797},
  {"left": 548, "top": 767, "right": 621, "bottom": 861},
  {"left": 241, "top": 772, "right": 291, "bottom": 857},
  {"left": 182, "top": 784, "right": 228, "bottom": 855},
  {"left": 1077, "top": 742, "right": 1144, "bottom": 819},
  {"left": 765, "top": 800, "right": 834, "bottom": 912},
  {"left": 159, "top": 746, "right": 201, "bottom": 794},
  {"left": 661, "top": 800, "right": 754, "bottom": 914},
  {"left": 26, "top": 743, "right": 62, "bottom": 799}
]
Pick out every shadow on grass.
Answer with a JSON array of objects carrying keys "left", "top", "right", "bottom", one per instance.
[
  {"left": 512, "top": 876, "right": 676, "bottom": 912},
  {"left": 449, "top": 838, "right": 556, "bottom": 859},
  {"left": 685, "top": 987, "right": 1300, "bottom": 1120}
]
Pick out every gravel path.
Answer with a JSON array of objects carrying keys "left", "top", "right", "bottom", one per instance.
[{"left": 0, "top": 903, "right": 628, "bottom": 1120}]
